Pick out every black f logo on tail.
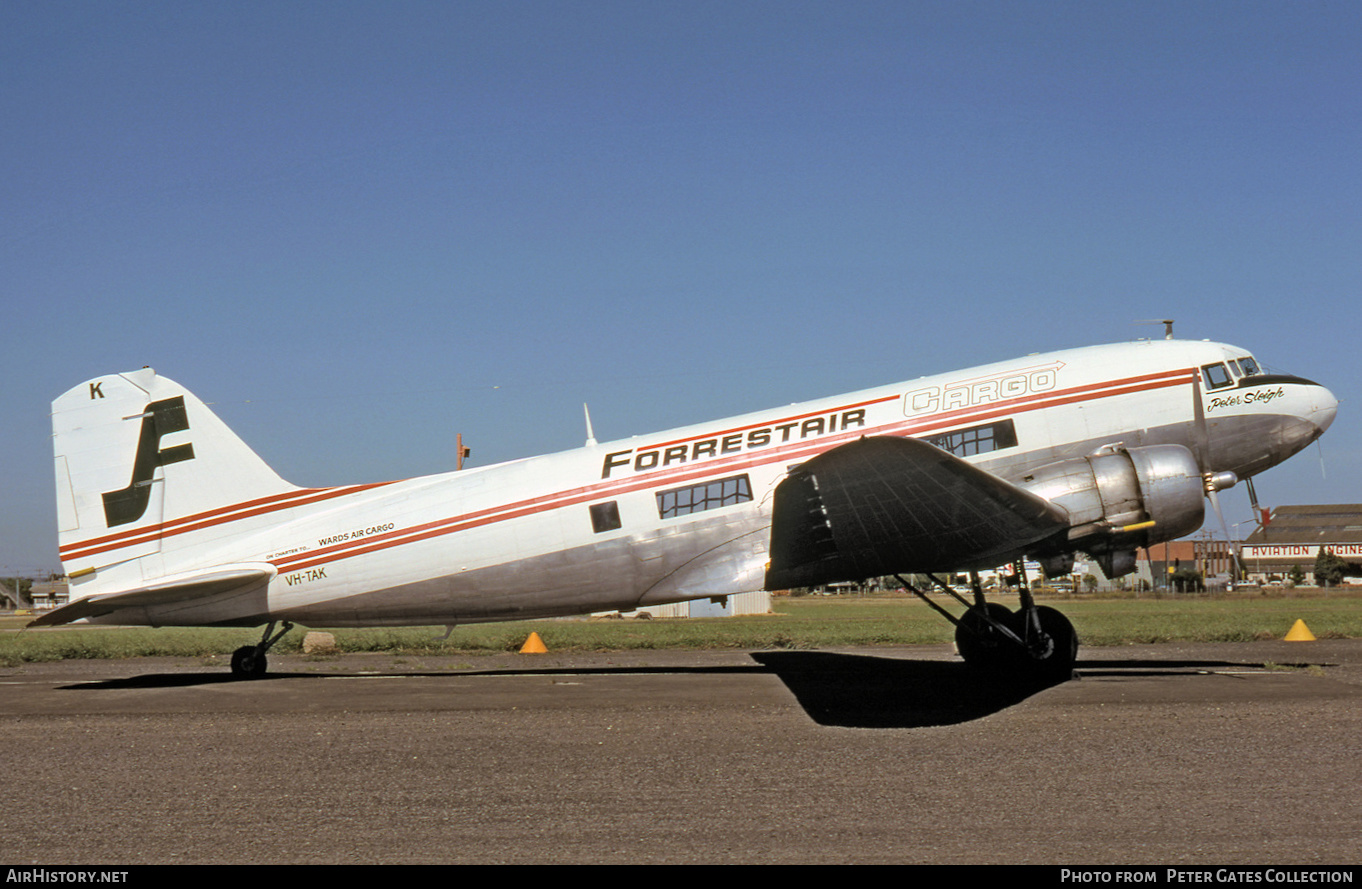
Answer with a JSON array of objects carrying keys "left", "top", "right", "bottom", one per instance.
[{"left": 102, "top": 396, "right": 196, "bottom": 527}]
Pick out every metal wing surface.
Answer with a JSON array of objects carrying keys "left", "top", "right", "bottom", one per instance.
[{"left": 765, "top": 436, "right": 1068, "bottom": 589}]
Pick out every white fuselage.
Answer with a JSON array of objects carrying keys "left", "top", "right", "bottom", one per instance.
[{"left": 59, "top": 339, "right": 1336, "bottom": 627}]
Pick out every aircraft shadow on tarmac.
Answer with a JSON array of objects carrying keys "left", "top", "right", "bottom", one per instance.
[
  {"left": 751, "top": 651, "right": 1063, "bottom": 727},
  {"left": 58, "top": 654, "right": 1044, "bottom": 726},
  {"left": 748, "top": 652, "right": 1313, "bottom": 728},
  {"left": 53, "top": 648, "right": 1062, "bottom": 724},
  {"left": 59, "top": 653, "right": 1294, "bottom": 729},
  {"left": 56, "top": 664, "right": 763, "bottom": 691}
]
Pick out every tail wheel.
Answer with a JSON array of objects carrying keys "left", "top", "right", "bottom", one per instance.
[
  {"left": 227, "top": 621, "right": 292, "bottom": 679},
  {"left": 230, "top": 645, "right": 267, "bottom": 679}
]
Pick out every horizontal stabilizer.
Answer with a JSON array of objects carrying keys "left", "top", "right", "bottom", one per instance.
[
  {"left": 29, "top": 563, "right": 276, "bottom": 627},
  {"left": 766, "top": 436, "right": 1068, "bottom": 588}
]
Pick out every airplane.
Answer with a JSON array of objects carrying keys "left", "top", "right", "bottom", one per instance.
[{"left": 33, "top": 336, "right": 1337, "bottom": 681}]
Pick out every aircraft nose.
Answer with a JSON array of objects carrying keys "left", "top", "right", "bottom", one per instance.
[{"left": 1311, "top": 384, "right": 1339, "bottom": 436}]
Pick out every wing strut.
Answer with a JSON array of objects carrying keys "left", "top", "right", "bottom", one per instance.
[{"left": 893, "top": 572, "right": 970, "bottom": 626}]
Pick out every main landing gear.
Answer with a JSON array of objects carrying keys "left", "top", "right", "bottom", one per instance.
[
  {"left": 230, "top": 620, "right": 294, "bottom": 679},
  {"left": 898, "top": 565, "right": 1078, "bottom": 681}
]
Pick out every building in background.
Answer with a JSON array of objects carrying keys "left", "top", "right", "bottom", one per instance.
[{"left": 1240, "top": 504, "right": 1362, "bottom": 582}]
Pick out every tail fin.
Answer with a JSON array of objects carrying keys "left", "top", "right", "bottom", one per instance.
[{"left": 53, "top": 368, "right": 297, "bottom": 581}]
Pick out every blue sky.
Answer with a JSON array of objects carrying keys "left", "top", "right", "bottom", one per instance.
[{"left": 3, "top": 1, "right": 1359, "bottom": 575}]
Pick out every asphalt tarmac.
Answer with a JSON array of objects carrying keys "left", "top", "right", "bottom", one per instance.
[{"left": 3, "top": 640, "right": 1361, "bottom": 864}]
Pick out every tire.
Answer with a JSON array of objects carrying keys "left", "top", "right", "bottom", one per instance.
[
  {"left": 954, "top": 603, "right": 1019, "bottom": 670},
  {"left": 1019, "top": 605, "right": 1078, "bottom": 681},
  {"left": 230, "top": 645, "right": 267, "bottom": 679}
]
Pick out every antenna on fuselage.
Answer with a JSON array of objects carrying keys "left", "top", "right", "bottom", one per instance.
[{"left": 583, "top": 403, "right": 597, "bottom": 447}]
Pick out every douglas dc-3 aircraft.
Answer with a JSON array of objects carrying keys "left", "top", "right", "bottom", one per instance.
[{"left": 35, "top": 337, "right": 1337, "bottom": 680}]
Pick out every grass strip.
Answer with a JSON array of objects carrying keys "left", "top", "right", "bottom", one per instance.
[{"left": 2, "top": 592, "right": 1360, "bottom": 666}]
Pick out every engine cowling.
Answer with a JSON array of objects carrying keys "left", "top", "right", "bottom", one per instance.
[{"left": 1015, "top": 444, "right": 1205, "bottom": 577}]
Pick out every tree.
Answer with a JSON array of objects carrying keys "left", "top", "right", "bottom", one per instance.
[
  {"left": 1314, "top": 548, "right": 1347, "bottom": 588},
  {"left": 1170, "top": 567, "right": 1204, "bottom": 593},
  {"left": 1, "top": 577, "right": 32, "bottom": 598}
]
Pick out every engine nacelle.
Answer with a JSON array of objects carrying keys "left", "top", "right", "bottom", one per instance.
[{"left": 1016, "top": 444, "right": 1205, "bottom": 577}]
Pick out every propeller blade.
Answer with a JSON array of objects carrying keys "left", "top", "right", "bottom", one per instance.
[{"left": 1190, "top": 369, "right": 1211, "bottom": 473}]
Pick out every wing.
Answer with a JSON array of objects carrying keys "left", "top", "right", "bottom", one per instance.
[
  {"left": 29, "top": 563, "right": 275, "bottom": 628},
  {"left": 764, "top": 436, "right": 1068, "bottom": 588}
]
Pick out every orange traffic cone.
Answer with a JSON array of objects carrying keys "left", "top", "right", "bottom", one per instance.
[
  {"left": 520, "top": 631, "right": 548, "bottom": 653},
  {"left": 1284, "top": 619, "right": 1316, "bottom": 642}
]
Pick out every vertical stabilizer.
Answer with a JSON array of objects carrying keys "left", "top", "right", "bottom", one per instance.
[{"left": 53, "top": 370, "right": 297, "bottom": 585}]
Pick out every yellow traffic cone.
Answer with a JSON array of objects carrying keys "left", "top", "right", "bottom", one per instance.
[
  {"left": 520, "top": 631, "right": 548, "bottom": 653},
  {"left": 1284, "top": 619, "right": 1316, "bottom": 642}
]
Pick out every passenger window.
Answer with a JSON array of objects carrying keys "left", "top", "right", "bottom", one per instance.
[
  {"left": 656, "top": 475, "right": 753, "bottom": 520},
  {"left": 925, "top": 419, "right": 1018, "bottom": 458},
  {"left": 1201, "top": 363, "right": 1234, "bottom": 390}
]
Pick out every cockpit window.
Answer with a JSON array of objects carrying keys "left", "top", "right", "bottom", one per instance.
[
  {"left": 1201, "top": 363, "right": 1234, "bottom": 390},
  {"left": 1238, "top": 356, "right": 1260, "bottom": 376}
]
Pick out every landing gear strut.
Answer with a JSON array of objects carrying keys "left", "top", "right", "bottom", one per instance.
[
  {"left": 897, "top": 565, "right": 1078, "bottom": 681},
  {"left": 230, "top": 621, "right": 293, "bottom": 679}
]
